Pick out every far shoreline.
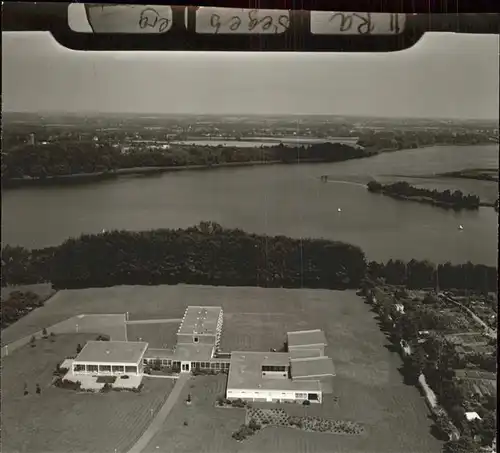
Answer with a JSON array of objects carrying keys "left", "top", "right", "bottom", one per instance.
[{"left": 2, "top": 142, "right": 496, "bottom": 190}]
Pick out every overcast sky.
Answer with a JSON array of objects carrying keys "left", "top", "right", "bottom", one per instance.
[{"left": 2, "top": 30, "right": 499, "bottom": 119}]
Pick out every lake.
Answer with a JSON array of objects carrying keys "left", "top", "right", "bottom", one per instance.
[{"left": 2, "top": 144, "right": 498, "bottom": 266}]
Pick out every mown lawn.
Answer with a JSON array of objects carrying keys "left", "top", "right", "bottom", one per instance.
[
  {"left": 1, "top": 334, "right": 174, "bottom": 453},
  {"left": 3, "top": 285, "right": 443, "bottom": 453}
]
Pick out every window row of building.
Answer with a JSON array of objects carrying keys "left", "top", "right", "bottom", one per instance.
[
  {"left": 143, "top": 358, "right": 230, "bottom": 370},
  {"left": 262, "top": 365, "right": 288, "bottom": 372},
  {"left": 73, "top": 364, "right": 139, "bottom": 374}
]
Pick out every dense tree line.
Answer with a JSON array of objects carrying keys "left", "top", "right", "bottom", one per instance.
[
  {"left": 367, "top": 259, "right": 497, "bottom": 293},
  {"left": 1, "top": 222, "right": 367, "bottom": 290},
  {"left": 2, "top": 224, "right": 496, "bottom": 294},
  {"left": 0, "top": 291, "right": 46, "bottom": 330},
  {"left": 359, "top": 129, "right": 494, "bottom": 151},
  {"left": 1, "top": 141, "right": 369, "bottom": 184},
  {"left": 367, "top": 181, "right": 481, "bottom": 210}
]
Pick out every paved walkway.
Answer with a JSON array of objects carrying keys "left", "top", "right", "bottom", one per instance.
[
  {"left": 439, "top": 294, "right": 497, "bottom": 339},
  {"left": 126, "top": 319, "right": 182, "bottom": 325},
  {"left": 126, "top": 373, "right": 190, "bottom": 453}
]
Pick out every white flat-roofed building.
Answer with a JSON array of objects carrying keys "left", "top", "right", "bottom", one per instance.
[
  {"left": 72, "top": 341, "right": 148, "bottom": 376},
  {"left": 290, "top": 356, "right": 336, "bottom": 380},
  {"left": 287, "top": 329, "right": 327, "bottom": 356},
  {"left": 227, "top": 351, "right": 323, "bottom": 403},
  {"left": 226, "top": 329, "right": 335, "bottom": 404},
  {"left": 177, "top": 306, "right": 223, "bottom": 350}
]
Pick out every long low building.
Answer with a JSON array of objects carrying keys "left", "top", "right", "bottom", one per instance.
[
  {"left": 226, "top": 329, "right": 335, "bottom": 404},
  {"left": 69, "top": 307, "right": 335, "bottom": 405},
  {"left": 72, "top": 341, "right": 148, "bottom": 376}
]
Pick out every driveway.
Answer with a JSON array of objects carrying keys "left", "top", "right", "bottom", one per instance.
[{"left": 126, "top": 373, "right": 190, "bottom": 453}]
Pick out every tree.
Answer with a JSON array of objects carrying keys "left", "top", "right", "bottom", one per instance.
[
  {"left": 76, "top": 344, "right": 82, "bottom": 354},
  {"left": 23, "top": 383, "right": 29, "bottom": 396},
  {"left": 42, "top": 328, "right": 48, "bottom": 338},
  {"left": 477, "top": 411, "right": 496, "bottom": 446},
  {"left": 36, "top": 383, "right": 41, "bottom": 394},
  {"left": 30, "top": 335, "right": 36, "bottom": 347}
]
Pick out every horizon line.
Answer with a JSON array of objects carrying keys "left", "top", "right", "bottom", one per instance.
[{"left": 3, "top": 110, "right": 498, "bottom": 122}]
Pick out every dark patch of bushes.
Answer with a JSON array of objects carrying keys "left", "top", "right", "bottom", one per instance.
[
  {"left": 231, "top": 398, "right": 247, "bottom": 408},
  {"left": 132, "top": 383, "right": 144, "bottom": 393},
  {"left": 96, "top": 375, "right": 117, "bottom": 384},
  {"left": 192, "top": 368, "right": 219, "bottom": 376},
  {"left": 100, "top": 382, "right": 113, "bottom": 393},
  {"left": 53, "top": 364, "right": 69, "bottom": 377},
  {"left": 53, "top": 377, "right": 81, "bottom": 391}
]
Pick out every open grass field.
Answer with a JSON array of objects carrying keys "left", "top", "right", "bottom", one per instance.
[
  {"left": 1, "top": 334, "right": 174, "bottom": 453},
  {"left": 142, "top": 375, "right": 245, "bottom": 453},
  {"left": 126, "top": 322, "right": 179, "bottom": 349},
  {"left": 3, "top": 285, "right": 443, "bottom": 453}
]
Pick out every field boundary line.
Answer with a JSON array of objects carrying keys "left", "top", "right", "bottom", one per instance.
[{"left": 1, "top": 312, "right": 127, "bottom": 359}]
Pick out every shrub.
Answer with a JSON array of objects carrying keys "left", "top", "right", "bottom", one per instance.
[
  {"left": 248, "top": 419, "right": 261, "bottom": 431},
  {"left": 302, "top": 400, "right": 311, "bottom": 406},
  {"left": 54, "top": 378, "right": 82, "bottom": 391},
  {"left": 192, "top": 368, "right": 217, "bottom": 376},
  {"left": 95, "top": 334, "right": 110, "bottom": 341},
  {"left": 231, "top": 398, "right": 246, "bottom": 408},
  {"left": 183, "top": 420, "right": 188, "bottom": 426},
  {"left": 120, "top": 375, "right": 130, "bottom": 379},
  {"left": 42, "top": 328, "right": 48, "bottom": 338},
  {"left": 232, "top": 424, "right": 256, "bottom": 441},
  {"left": 53, "top": 364, "right": 69, "bottom": 377},
  {"left": 100, "top": 383, "right": 113, "bottom": 393},
  {"left": 132, "top": 383, "right": 144, "bottom": 393},
  {"left": 30, "top": 335, "right": 36, "bottom": 347}
]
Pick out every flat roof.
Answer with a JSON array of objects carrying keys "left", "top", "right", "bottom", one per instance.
[
  {"left": 178, "top": 306, "right": 222, "bottom": 336},
  {"left": 291, "top": 356, "right": 336, "bottom": 379},
  {"left": 287, "top": 329, "right": 327, "bottom": 348},
  {"left": 144, "top": 348, "right": 176, "bottom": 359},
  {"left": 74, "top": 341, "right": 148, "bottom": 364},
  {"left": 174, "top": 343, "right": 215, "bottom": 362},
  {"left": 290, "top": 348, "right": 322, "bottom": 360},
  {"left": 227, "top": 351, "right": 320, "bottom": 392},
  {"left": 320, "top": 376, "right": 334, "bottom": 394}
]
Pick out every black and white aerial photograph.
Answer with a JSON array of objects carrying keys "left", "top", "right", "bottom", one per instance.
[{"left": 1, "top": 9, "right": 498, "bottom": 453}]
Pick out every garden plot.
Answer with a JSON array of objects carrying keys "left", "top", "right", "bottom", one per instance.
[{"left": 245, "top": 407, "right": 365, "bottom": 435}]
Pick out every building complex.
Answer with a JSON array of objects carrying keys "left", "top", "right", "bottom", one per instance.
[{"left": 71, "top": 306, "right": 335, "bottom": 404}]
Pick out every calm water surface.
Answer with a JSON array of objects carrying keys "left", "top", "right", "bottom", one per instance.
[{"left": 2, "top": 145, "right": 498, "bottom": 265}]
